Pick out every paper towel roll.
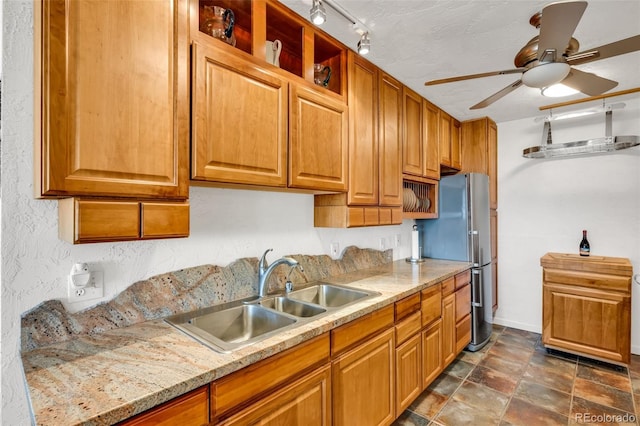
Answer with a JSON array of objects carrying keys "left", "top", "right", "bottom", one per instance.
[{"left": 411, "top": 228, "right": 420, "bottom": 260}]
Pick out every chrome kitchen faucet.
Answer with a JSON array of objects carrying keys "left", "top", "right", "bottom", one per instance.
[{"left": 257, "top": 249, "right": 303, "bottom": 298}]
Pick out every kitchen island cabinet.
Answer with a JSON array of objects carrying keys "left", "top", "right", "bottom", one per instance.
[
  {"left": 35, "top": 0, "right": 190, "bottom": 243},
  {"left": 541, "top": 252, "right": 633, "bottom": 365}
]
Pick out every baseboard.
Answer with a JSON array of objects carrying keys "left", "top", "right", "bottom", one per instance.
[
  {"left": 492, "top": 316, "right": 541, "bottom": 334},
  {"left": 493, "top": 317, "right": 640, "bottom": 356}
]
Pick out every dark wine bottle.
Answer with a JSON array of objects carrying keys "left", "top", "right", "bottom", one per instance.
[{"left": 579, "top": 230, "right": 590, "bottom": 256}]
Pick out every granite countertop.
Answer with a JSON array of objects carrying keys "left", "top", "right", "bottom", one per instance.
[{"left": 22, "top": 258, "right": 470, "bottom": 426}]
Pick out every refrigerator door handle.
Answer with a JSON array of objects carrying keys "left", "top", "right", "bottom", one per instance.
[
  {"left": 470, "top": 230, "right": 480, "bottom": 267},
  {"left": 471, "top": 269, "right": 483, "bottom": 308}
]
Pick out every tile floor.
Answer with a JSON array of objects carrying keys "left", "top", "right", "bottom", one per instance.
[{"left": 394, "top": 325, "right": 640, "bottom": 425}]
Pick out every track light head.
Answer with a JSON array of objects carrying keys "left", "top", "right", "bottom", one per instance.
[
  {"left": 357, "top": 32, "right": 370, "bottom": 55},
  {"left": 310, "top": 0, "right": 326, "bottom": 25}
]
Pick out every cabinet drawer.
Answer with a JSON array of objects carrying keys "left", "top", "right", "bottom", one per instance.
[
  {"left": 331, "top": 305, "right": 394, "bottom": 356},
  {"left": 395, "top": 293, "right": 421, "bottom": 321},
  {"left": 544, "top": 268, "right": 630, "bottom": 293},
  {"left": 395, "top": 311, "right": 422, "bottom": 346},
  {"left": 141, "top": 202, "right": 190, "bottom": 239},
  {"left": 212, "top": 334, "right": 330, "bottom": 418},
  {"left": 421, "top": 284, "right": 442, "bottom": 327},
  {"left": 455, "top": 283, "right": 471, "bottom": 322},
  {"left": 441, "top": 277, "right": 455, "bottom": 296},
  {"left": 120, "top": 385, "right": 209, "bottom": 426},
  {"left": 59, "top": 198, "right": 140, "bottom": 243},
  {"left": 455, "top": 270, "right": 471, "bottom": 290},
  {"left": 219, "top": 365, "right": 331, "bottom": 426}
]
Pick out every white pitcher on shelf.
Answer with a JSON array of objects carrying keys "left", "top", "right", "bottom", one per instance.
[{"left": 265, "top": 39, "right": 282, "bottom": 67}]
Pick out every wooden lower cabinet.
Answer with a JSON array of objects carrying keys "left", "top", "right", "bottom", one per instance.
[
  {"left": 220, "top": 365, "right": 331, "bottom": 426},
  {"left": 541, "top": 253, "right": 633, "bottom": 365},
  {"left": 421, "top": 318, "right": 443, "bottom": 389},
  {"left": 455, "top": 283, "right": 472, "bottom": 353},
  {"left": 395, "top": 333, "right": 422, "bottom": 416},
  {"left": 441, "top": 292, "right": 456, "bottom": 367},
  {"left": 118, "top": 385, "right": 209, "bottom": 426},
  {"left": 332, "top": 328, "right": 395, "bottom": 426}
]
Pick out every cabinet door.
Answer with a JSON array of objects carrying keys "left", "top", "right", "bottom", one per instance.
[
  {"left": 451, "top": 119, "right": 462, "bottom": 170},
  {"left": 402, "top": 87, "right": 423, "bottom": 177},
  {"left": 378, "top": 73, "right": 404, "bottom": 207},
  {"left": 423, "top": 100, "right": 440, "bottom": 180},
  {"left": 543, "top": 283, "right": 631, "bottom": 364},
  {"left": 488, "top": 120, "right": 498, "bottom": 209},
  {"left": 332, "top": 328, "right": 395, "bottom": 426},
  {"left": 422, "top": 319, "right": 443, "bottom": 389},
  {"left": 37, "top": 0, "right": 189, "bottom": 199},
  {"left": 347, "top": 53, "right": 378, "bottom": 205},
  {"left": 289, "top": 84, "right": 348, "bottom": 192},
  {"left": 120, "top": 385, "right": 209, "bottom": 426},
  {"left": 396, "top": 333, "right": 422, "bottom": 416},
  {"left": 441, "top": 292, "right": 456, "bottom": 367},
  {"left": 191, "top": 41, "right": 288, "bottom": 187},
  {"left": 221, "top": 365, "right": 331, "bottom": 426},
  {"left": 439, "top": 111, "right": 452, "bottom": 167}
]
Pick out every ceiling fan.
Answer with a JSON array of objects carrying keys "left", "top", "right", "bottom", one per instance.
[{"left": 424, "top": 1, "right": 640, "bottom": 109}]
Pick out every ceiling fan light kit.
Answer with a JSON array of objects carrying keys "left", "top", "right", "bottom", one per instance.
[
  {"left": 423, "top": 1, "right": 640, "bottom": 109},
  {"left": 521, "top": 62, "right": 571, "bottom": 88},
  {"left": 541, "top": 83, "right": 580, "bottom": 97}
]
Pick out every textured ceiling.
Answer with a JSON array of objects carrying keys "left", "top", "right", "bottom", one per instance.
[{"left": 280, "top": 0, "right": 640, "bottom": 123}]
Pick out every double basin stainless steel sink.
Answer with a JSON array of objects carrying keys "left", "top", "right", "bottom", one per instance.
[{"left": 165, "top": 283, "right": 379, "bottom": 353}]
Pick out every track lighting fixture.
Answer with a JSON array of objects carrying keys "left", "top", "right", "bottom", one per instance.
[
  {"left": 357, "top": 32, "right": 370, "bottom": 55},
  {"left": 310, "top": 0, "right": 326, "bottom": 26}
]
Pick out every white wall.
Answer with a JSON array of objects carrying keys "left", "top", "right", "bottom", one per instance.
[
  {"left": 1, "top": 2, "right": 414, "bottom": 423},
  {"left": 494, "top": 97, "right": 640, "bottom": 354}
]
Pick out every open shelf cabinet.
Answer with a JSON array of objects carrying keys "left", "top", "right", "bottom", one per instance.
[
  {"left": 403, "top": 179, "right": 438, "bottom": 219},
  {"left": 193, "top": 0, "right": 346, "bottom": 97}
]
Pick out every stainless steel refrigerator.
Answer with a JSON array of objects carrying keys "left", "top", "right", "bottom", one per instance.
[{"left": 417, "top": 173, "right": 493, "bottom": 351}]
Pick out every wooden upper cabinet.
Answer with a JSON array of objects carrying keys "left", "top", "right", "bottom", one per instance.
[
  {"left": 402, "top": 87, "right": 424, "bottom": 177},
  {"left": 378, "top": 72, "right": 403, "bottom": 207},
  {"left": 289, "top": 84, "right": 348, "bottom": 192},
  {"left": 488, "top": 120, "right": 498, "bottom": 209},
  {"left": 439, "top": 111, "right": 452, "bottom": 168},
  {"left": 461, "top": 117, "right": 498, "bottom": 209},
  {"left": 347, "top": 52, "right": 379, "bottom": 206},
  {"left": 36, "top": 0, "right": 189, "bottom": 200},
  {"left": 191, "top": 41, "right": 288, "bottom": 187},
  {"left": 451, "top": 119, "right": 462, "bottom": 170},
  {"left": 422, "top": 100, "right": 440, "bottom": 180}
]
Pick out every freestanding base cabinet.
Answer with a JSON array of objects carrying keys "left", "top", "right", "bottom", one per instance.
[{"left": 541, "top": 252, "right": 633, "bottom": 366}]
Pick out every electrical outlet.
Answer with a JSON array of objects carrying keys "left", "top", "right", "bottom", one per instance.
[
  {"left": 330, "top": 242, "right": 340, "bottom": 258},
  {"left": 379, "top": 237, "right": 386, "bottom": 250},
  {"left": 68, "top": 264, "right": 104, "bottom": 303},
  {"left": 394, "top": 234, "right": 401, "bottom": 247}
]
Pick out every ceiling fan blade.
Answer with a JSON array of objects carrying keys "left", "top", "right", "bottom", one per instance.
[
  {"left": 566, "top": 35, "right": 640, "bottom": 66},
  {"left": 537, "top": 1, "right": 587, "bottom": 60},
  {"left": 561, "top": 68, "right": 618, "bottom": 96},
  {"left": 470, "top": 80, "right": 523, "bottom": 109},
  {"left": 425, "top": 68, "right": 525, "bottom": 86}
]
